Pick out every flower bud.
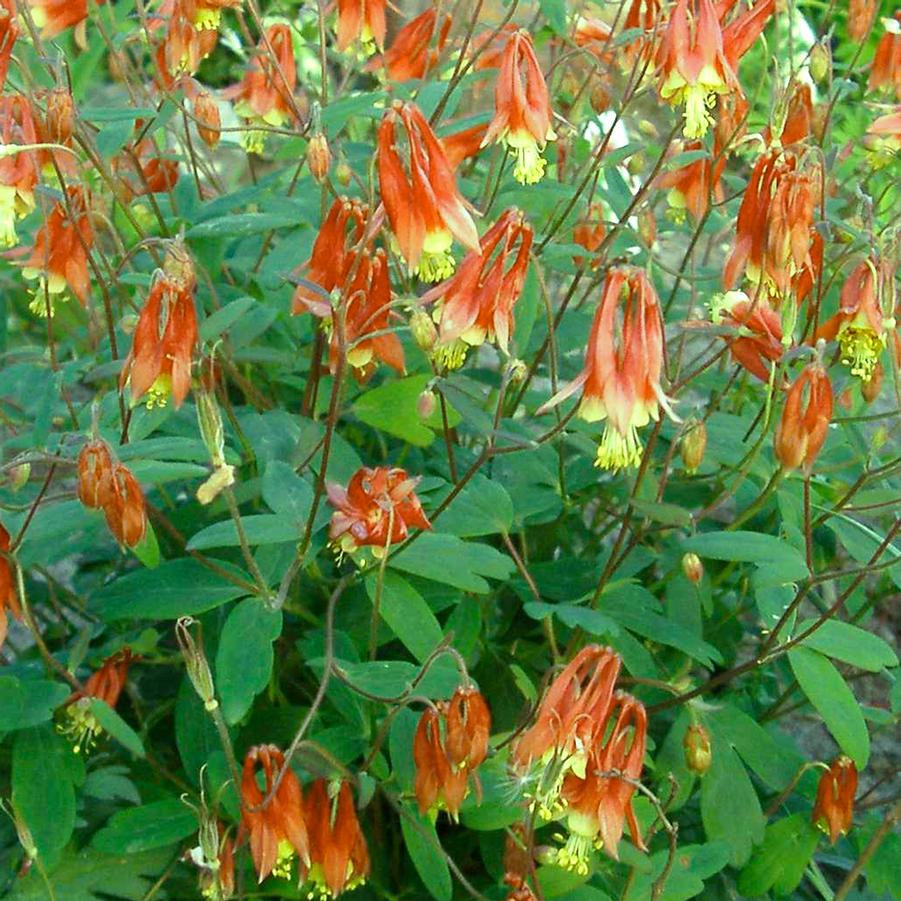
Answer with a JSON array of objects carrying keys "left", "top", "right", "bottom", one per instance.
[
  {"left": 175, "top": 617, "right": 218, "bottom": 711},
  {"left": 194, "top": 91, "right": 221, "bottom": 149},
  {"left": 683, "top": 723, "right": 712, "bottom": 775},
  {"left": 163, "top": 240, "right": 196, "bottom": 289},
  {"left": 335, "top": 160, "right": 353, "bottom": 187},
  {"left": 861, "top": 361, "right": 883, "bottom": 403},
  {"left": 4, "top": 800, "right": 38, "bottom": 861},
  {"left": 682, "top": 552, "right": 704, "bottom": 584},
  {"left": 680, "top": 420, "right": 707, "bottom": 473},
  {"left": 196, "top": 388, "right": 225, "bottom": 468},
  {"left": 810, "top": 41, "right": 831, "bottom": 85},
  {"left": 45, "top": 89, "right": 75, "bottom": 145},
  {"left": 416, "top": 389, "right": 436, "bottom": 419},
  {"left": 8, "top": 463, "right": 30, "bottom": 492},
  {"left": 589, "top": 83, "right": 610, "bottom": 113},
  {"left": 638, "top": 208, "right": 657, "bottom": 247},
  {"left": 307, "top": 132, "right": 331, "bottom": 183},
  {"left": 507, "top": 358, "right": 528, "bottom": 384},
  {"left": 410, "top": 309, "right": 438, "bottom": 352}
]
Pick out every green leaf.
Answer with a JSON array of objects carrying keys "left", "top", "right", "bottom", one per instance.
[
  {"left": 797, "top": 619, "right": 898, "bottom": 672},
  {"left": 335, "top": 657, "right": 462, "bottom": 700},
  {"left": 629, "top": 499, "right": 692, "bottom": 528},
  {"left": 186, "top": 212, "right": 300, "bottom": 238},
  {"left": 187, "top": 513, "right": 301, "bottom": 551},
  {"left": 92, "top": 798, "right": 197, "bottom": 854},
  {"left": 789, "top": 647, "right": 870, "bottom": 767},
  {"left": 827, "top": 516, "right": 901, "bottom": 590},
  {"left": 353, "top": 375, "right": 461, "bottom": 447},
  {"left": 539, "top": 0, "right": 568, "bottom": 34},
  {"left": 400, "top": 807, "right": 452, "bottom": 901},
  {"left": 91, "top": 558, "right": 250, "bottom": 620},
  {"left": 0, "top": 677, "right": 69, "bottom": 731},
  {"left": 438, "top": 475, "right": 514, "bottom": 537},
  {"left": 523, "top": 601, "right": 619, "bottom": 637},
  {"left": 365, "top": 572, "right": 443, "bottom": 663},
  {"left": 737, "top": 814, "right": 820, "bottom": 897},
  {"left": 88, "top": 699, "right": 145, "bottom": 757},
  {"left": 262, "top": 460, "right": 314, "bottom": 522},
  {"left": 624, "top": 842, "right": 731, "bottom": 901},
  {"left": 175, "top": 676, "right": 221, "bottom": 784},
  {"left": 683, "top": 531, "right": 809, "bottom": 583},
  {"left": 390, "top": 532, "right": 513, "bottom": 592},
  {"left": 130, "top": 521, "right": 161, "bottom": 569},
  {"left": 216, "top": 598, "right": 283, "bottom": 724},
  {"left": 199, "top": 296, "right": 258, "bottom": 341}
]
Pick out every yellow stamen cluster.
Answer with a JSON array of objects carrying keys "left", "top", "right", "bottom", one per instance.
[
  {"left": 144, "top": 374, "right": 173, "bottom": 409},
  {"left": 416, "top": 249, "right": 456, "bottom": 284},
  {"left": 432, "top": 339, "right": 469, "bottom": 371},
  {"left": 272, "top": 839, "right": 296, "bottom": 880},
  {"left": 595, "top": 424, "right": 643, "bottom": 471},
  {"left": 57, "top": 698, "right": 102, "bottom": 754},
  {"left": 838, "top": 326, "right": 884, "bottom": 382}
]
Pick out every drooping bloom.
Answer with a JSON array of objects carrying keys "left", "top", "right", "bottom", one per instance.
[
  {"left": 304, "top": 779, "right": 370, "bottom": 898},
  {"left": 772, "top": 81, "right": 815, "bottom": 147},
  {"left": 370, "top": 8, "right": 450, "bottom": 81},
  {"left": 174, "top": 0, "right": 240, "bottom": 31},
  {"left": 27, "top": 0, "right": 104, "bottom": 39},
  {"left": 23, "top": 185, "right": 94, "bottom": 313},
  {"left": 193, "top": 89, "right": 221, "bottom": 149},
  {"left": 864, "top": 108, "right": 901, "bottom": 168},
  {"left": 425, "top": 208, "right": 532, "bottom": 369},
  {"left": 0, "top": 97, "right": 39, "bottom": 248},
  {"left": 868, "top": 14, "right": 901, "bottom": 100},
  {"left": 378, "top": 101, "right": 479, "bottom": 282},
  {"left": 554, "top": 693, "right": 648, "bottom": 870},
  {"left": 657, "top": 140, "right": 724, "bottom": 223},
  {"left": 240, "top": 744, "right": 310, "bottom": 883},
  {"left": 812, "top": 756, "right": 858, "bottom": 844},
  {"left": 440, "top": 122, "right": 489, "bottom": 171},
  {"left": 774, "top": 361, "right": 833, "bottom": 471},
  {"left": 482, "top": 31, "right": 556, "bottom": 185},
  {"left": 120, "top": 255, "right": 199, "bottom": 409},
  {"left": 655, "top": 0, "right": 773, "bottom": 139},
  {"left": 0, "top": 521, "right": 23, "bottom": 650},
  {"left": 152, "top": 0, "right": 221, "bottom": 83},
  {"left": 538, "top": 268, "right": 672, "bottom": 471},
  {"left": 683, "top": 722, "right": 713, "bottom": 774},
  {"left": 103, "top": 463, "right": 148, "bottom": 548},
  {"left": 59, "top": 649, "right": 136, "bottom": 753},
  {"left": 815, "top": 258, "right": 894, "bottom": 383},
  {"left": 502, "top": 823, "right": 539, "bottom": 901},
  {"left": 572, "top": 201, "right": 606, "bottom": 269},
  {"left": 77, "top": 439, "right": 115, "bottom": 510},
  {"left": 113, "top": 135, "right": 180, "bottom": 201},
  {"left": 335, "top": 0, "right": 386, "bottom": 54},
  {"left": 848, "top": 0, "right": 878, "bottom": 42},
  {"left": 225, "top": 23, "right": 297, "bottom": 153},
  {"left": 445, "top": 685, "right": 492, "bottom": 773},
  {"left": 710, "top": 290, "right": 784, "bottom": 381},
  {"left": 0, "top": 0, "right": 19, "bottom": 92},
  {"left": 327, "top": 466, "right": 431, "bottom": 556}
]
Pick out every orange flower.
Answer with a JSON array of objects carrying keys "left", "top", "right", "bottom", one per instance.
[
  {"left": 77, "top": 439, "right": 115, "bottom": 510},
  {"left": 812, "top": 756, "right": 857, "bottom": 844},
  {"left": 23, "top": 185, "right": 94, "bottom": 312},
  {"left": 774, "top": 361, "right": 833, "bottom": 471},
  {"left": 103, "top": 463, "right": 148, "bottom": 548},
  {"left": 327, "top": 466, "right": 431, "bottom": 556},
  {"left": 710, "top": 290, "right": 784, "bottom": 382},
  {"left": 572, "top": 201, "right": 606, "bottom": 269},
  {"left": 865, "top": 107, "right": 901, "bottom": 166},
  {"left": 377, "top": 101, "right": 479, "bottom": 281},
  {"left": 27, "top": 0, "right": 104, "bottom": 39},
  {"left": 113, "top": 135, "right": 180, "bottom": 201},
  {"left": 240, "top": 744, "right": 310, "bottom": 882},
  {"left": 0, "top": 97, "right": 39, "bottom": 248},
  {"left": 775, "top": 81, "right": 815, "bottom": 146},
  {"left": 121, "top": 263, "right": 198, "bottom": 409},
  {"left": 153, "top": 0, "right": 220, "bottom": 83},
  {"left": 538, "top": 268, "right": 672, "bottom": 471},
  {"left": 0, "top": 0, "right": 19, "bottom": 92},
  {"left": 192, "top": 88, "right": 221, "bottom": 149},
  {"left": 482, "top": 31, "right": 556, "bottom": 184},
  {"left": 225, "top": 23, "right": 297, "bottom": 153},
  {"left": 619, "top": 0, "right": 662, "bottom": 69},
  {"left": 59, "top": 649, "right": 136, "bottom": 753},
  {"left": 440, "top": 122, "right": 489, "bottom": 171},
  {"left": 425, "top": 207, "right": 532, "bottom": 368},
  {"left": 554, "top": 693, "right": 648, "bottom": 869},
  {"left": 655, "top": 0, "right": 773, "bottom": 139},
  {"left": 371, "top": 8, "right": 451, "bottom": 81},
  {"left": 848, "top": 0, "right": 878, "bottom": 41},
  {"left": 815, "top": 257, "right": 894, "bottom": 382},
  {"left": 657, "top": 140, "right": 723, "bottom": 223},
  {"left": 445, "top": 685, "right": 492, "bottom": 773},
  {"left": 0, "top": 521, "right": 23, "bottom": 650},
  {"left": 175, "top": 0, "right": 240, "bottom": 30},
  {"left": 305, "top": 779, "right": 370, "bottom": 897},
  {"left": 335, "top": 0, "right": 386, "bottom": 54},
  {"left": 868, "top": 13, "right": 901, "bottom": 100}
]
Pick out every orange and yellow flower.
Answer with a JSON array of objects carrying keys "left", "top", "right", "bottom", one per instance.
[
  {"left": 710, "top": 290, "right": 784, "bottom": 382},
  {"left": 0, "top": 97, "right": 39, "bottom": 248},
  {"left": 0, "top": 521, "right": 22, "bottom": 650},
  {"left": 0, "top": 0, "right": 19, "bottom": 92},
  {"left": 27, "top": 0, "right": 104, "bottom": 39},
  {"left": 774, "top": 361, "right": 833, "bottom": 471},
  {"left": 812, "top": 756, "right": 857, "bottom": 845},
  {"left": 371, "top": 8, "right": 450, "bottom": 82},
  {"left": 335, "top": 0, "right": 386, "bottom": 55},
  {"left": 868, "top": 13, "right": 901, "bottom": 100},
  {"left": 657, "top": 140, "right": 724, "bottom": 223}
]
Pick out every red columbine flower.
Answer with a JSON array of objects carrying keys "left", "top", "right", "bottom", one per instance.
[
  {"left": 710, "top": 290, "right": 784, "bottom": 381},
  {"left": 0, "top": 0, "right": 19, "bottom": 92},
  {"left": 103, "top": 462, "right": 148, "bottom": 548},
  {"left": 774, "top": 361, "right": 833, "bottom": 471},
  {"left": 0, "top": 521, "right": 22, "bottom": 650},
  {"left": 812, "top": 756, "right": 857, "bottom": 844},
  {"left": 815, "top": 257, "right": 894, "bottom": 383},
  {"left": 120, "top": 266, "right": 199, "bottom": 409},
  {"left": 23, "top": 185, "right": 94, "bottom": 313},
  {"left": 175, "top": 0, "right": 240, "bottom": 30},
  {"left": 482, "top": 31, "right": 556, "bottom": 185},
  {"left": 849, "top": 0, "right": 878, "bottom": 41},
  {"left": 440, "top": 122, "right": 489, "bottom": 171},
  {"left": 573, "top": 201, "right": 607, "bottom": 269},
  {"left": 152, "top": 0, "right": 220, "bottom": 83},
  {"left": 378, "top": 101, "right": 480, "bottom": 282},
  {"left": 0, "top": 97, "right": 39, "bottom": 248},
  {"left": 538, "top": 268, "right": 673, "bottom": 471},
  {"left": 26, "top": 0, "right": 104, "bottom": 39},
  {"left": 869, "top": 14, "right": 901, "bottom": 100},
  {"left": 657, "top": 140, "right": 724, "bottom": 223},
  {"left": 225, "top": 23, "right": 297, "bottom": 153},
  {"left": 425, "top": 207, "right": 532, "bottom": 369},
  {"left": 865, "top": 107, "right": 901, "bottom": 167},
  {"left": 327, "top": 466, "right": 431, "bottom": 556},
  {"left": 77, "top": 439, "right": 115, "bottom": 510},
  {"left": 240, "top": 744, "right": 310, "bottom": 883},
  {"left": 60, "top": 649, "right": 136, "bottom": 753},
  {"left": 656, "top": 0, "right": 773, "bottom": 139},
  {"left": 113, "top": 134, "right": 180, "bottom": 201},
  {"left": 370, "top": 8, "right": 450, "bottom": 81},
  {"left": 336, "top": 0, "right": 386, "bottom": 54},
  {"left": 305, "top": 779, "right": 370, "bottom": 898},
  {"left": 554, "top": 693, "right": 648, "bottom": 870}
]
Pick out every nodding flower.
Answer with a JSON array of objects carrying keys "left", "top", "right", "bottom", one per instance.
[
  {"left": 77, "top": 438, "right": 115, "bottom": 511},
  {"left": 174, "top": 0, "right": 240, "bottom": 31},
  {"left": 538, "top": 268, "right": 674, "bottom": 472},
  {"left": 59, "top": 649, "right": 136, "bottom": 753},
  {"left": 424, "top": 208, "right": 532, "bottom": 370},
  {"left": 573, "top": 201, "right": 607, "bottom": 270},
  {"left": 0, "top": 0, "right": 19, "bottom": 93},
  {"left": 815, "top": 257, "right": 895, "bottom": 383},
  {"left": 304, "top": 779, "right": 370, "bottom": 898},
  {"left": 0, "top": 521, "right": 23, "bottom": 650},
  {"left": 0, "top": 97, "right": 39, "bottom": 249},
  {"left": 710, "top": 290, "right": 784, "bottom": 382},
  {"left": 240, "top": 744, "right": 309, "bottom": 883},
  {"left": 224, "top": 23, "right": 297, "bottom": 154},
  {"left": 326, "top": 466, "right": 431, "bottom": 557},
  {"left": 774, "top": 361, "right": 833, "bottom": 472},
  {"left": 864, "top": 108, "right": 901, "bottom": 168},
  {"left": 22, "top": 185, "right": 94, "bottom": 315},
  {"left": 482, "top": 31, "right": 556, "bottom": 185},
  {"left": 657, "top": 140, "right": 724, "bottom": 223},
  {"left": 152, "top": 0, "right": 220, "bottom": 83},
  {"left": 113, "top": 134, "right": 180, "bottom": 202},
  {"left": 370, "top": 8, "right": 451, "bottom": 82},
  {"left": 335, "top": 0, "right": 386, "bottom": 55},
  {"left": 868, "top": 13, "right": 901, "bottom": 100},
  {"left": 848, "top": 0, "right": 878, "bottom": 42},
  {"left": 440, "top": 122, "right": 489, "bottom": 171},
  {"left": 655, "top": 0, "right": 773, "bottom": 139},
  {"left": 26, "top": 0, "right": 103, "bottom": 40},
  {"left": 812, "top": 756, "right": 858, "bottom": 845},
  {"left": 377, "top": 101, "right": 480, "bottom": 282},
  {"left": 120, "top": 258, "right": 199, "bottom": 409},
  {"left": 553, "top": 693, "right": 648, "bottom": 871}
]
